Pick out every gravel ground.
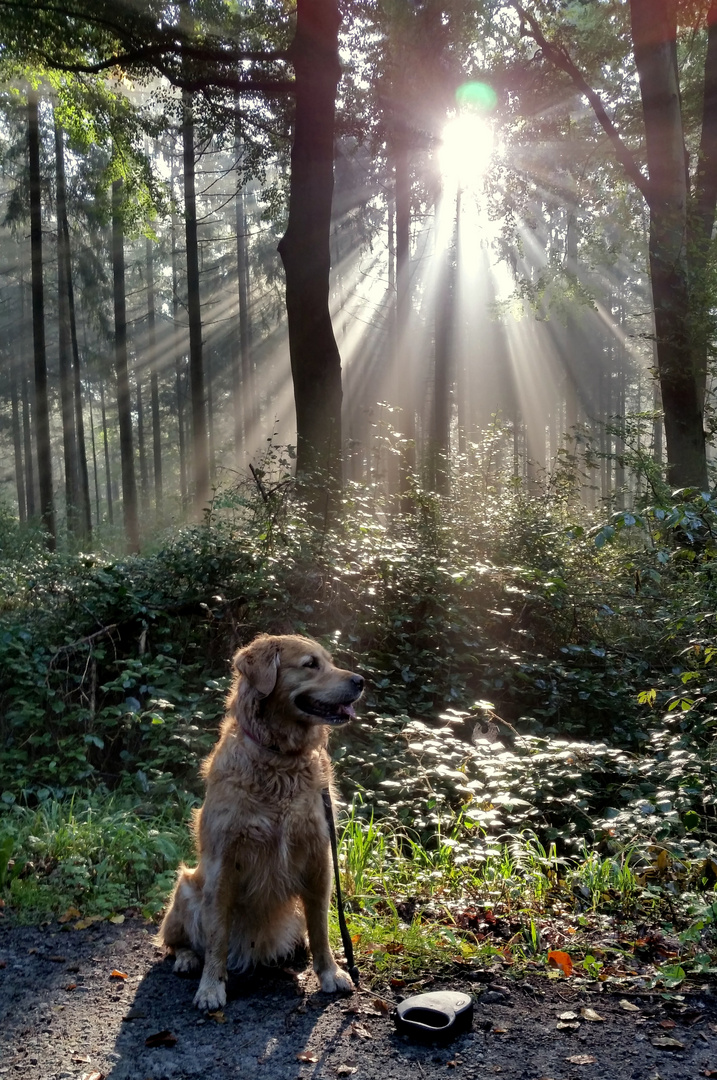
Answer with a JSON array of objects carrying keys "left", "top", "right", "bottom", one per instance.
[{"left": 1, "top": 917, "right": 716, "bottom": 1080}]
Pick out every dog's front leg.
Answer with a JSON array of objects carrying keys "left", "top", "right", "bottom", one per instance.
[
  {"left": 302, "top": 848, "right": 354, "bottom": 993},
  {"left": 194, "top": 857, "right": 234, "bottom": 1011}
]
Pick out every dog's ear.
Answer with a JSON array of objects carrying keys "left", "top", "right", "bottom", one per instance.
[{"left": 233, "top": 636, "right": 280, "bottom": 698}]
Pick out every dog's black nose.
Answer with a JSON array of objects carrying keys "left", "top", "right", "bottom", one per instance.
[{"left": 351, "top": 674, "right": 365, "bottom": 692}]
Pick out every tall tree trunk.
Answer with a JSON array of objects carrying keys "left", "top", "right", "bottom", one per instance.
[
  {"left": 146, "top": 237, "right": 163, "bottom": 511},
  {"left": 112, "top": 179, "right": 140, "bottom": 552},
  {"left": 431, "top": 188, "right": 457, "bottom": 494},
  {"left": 182, "top": 92, "right": 209, "bottom": 513},
  {"left": 66, "top": 225, "right": 92, "bottom": 539},
  {"left": 10, "top": 355, "right": 26, "bottom": 522},
  {"left": 688, "top": 1, "right": 717, "bottom": 407},
  {"left": 100, "top": 375, "right": 114, "bottom": 525},
  {"left": 55, "top": 117, "right": 79, "bottom": 538},
  {"left": 136, "top": 374, "right": 149, "bottom": 511},
  {"left": 630, "top": 0, "right": 708, "bottom": 489},
  {"left": 22, "top": 363, "right": 36, "bottom": 518},
  {"left": 277, "top": 0, "right": 343, "bottom": 513},
  {"left": 171, "top": 208, "right": 188, "bottom": 510},
  {"left": 88, "top": 388, "right": 101, "bottom": 526},
  {"left": 28, "top": 90, "right": 56, "bottom": 548},
  {"left": 234, "top": 115, "right": 253, "bottom": 457},
  {"left": 394, "top": 137, "right": 415, "bottom": 477}
]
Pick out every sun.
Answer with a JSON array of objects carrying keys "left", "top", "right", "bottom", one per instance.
[{"left": 439, "top": 113, "right": 495, "bottom": 189}]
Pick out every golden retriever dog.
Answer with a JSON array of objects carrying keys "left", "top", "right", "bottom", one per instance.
[{"left": 157, "top": 633, "right": 364, "bottom": 1011}]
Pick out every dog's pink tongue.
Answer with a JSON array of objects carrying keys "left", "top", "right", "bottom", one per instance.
[{"left": 339, "top": 704, "right": 356, "bottom": 719}]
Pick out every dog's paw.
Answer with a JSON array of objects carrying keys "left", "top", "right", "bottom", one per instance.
[
  {"left": 193, "top": 978, "right": 227, "bottom": 1012},
  {"left": 318, "top": 965, "right": 354, "bottom": 993},
  {"left": 173, "top": 947, "right": 200, "bottom": 975}
]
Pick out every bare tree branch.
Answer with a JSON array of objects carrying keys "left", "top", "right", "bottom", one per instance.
[{"left": 507, "top": 0, "right": 652, "bottom": 207}]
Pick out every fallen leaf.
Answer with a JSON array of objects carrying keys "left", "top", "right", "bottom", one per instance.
[
  {"left": 559, "top": 1011, "right": 579, "bottom": 1021},
  {"left": 145, "top": 1030, "right": 177, "bottom": 1048},
  {"left": 109, "top": 914, "right": 125, "bottom": 925},
  {"left": 557, "top": 1021, "right": 580, "bottom": 1031},
  {"left": 297, "top": 1051, "right": 319, "bottom": 1063},
  {"left": 336, "top": 1067, "right": 357, "bottom": 1076},
  {"left": 345, "top": 1022, "right": 372, "bottom": 1040},
  {"left": 372, "top": 998, "right": 391, "bottom": 1015},
  {"left": 65, "top": 983, "right": 77, "bottom": 991},
  {"left": 701, "top": 1070, "right": 717, "bottom": 1077},
  {"left": 619, "top": 999, "right": 641, "bottom": 1012},
  {"left": 74, "top": 916, "right": 104, "bottom": 931},
  {"left": 493, "top": 1027, "right": 508, "bottom": 1034},
  {"left": 208, "top": 1010, "right": 226, "bottom": 1024},
  {"left": 72, "top": 1056, "right": 91, "bottom": 1064},
  {"left": 59, "top": 907, "right": 82, "bottom": 924},
  {"left": 548, "top": 950, "right": 573, "bottom": 977},
  {"left": 580, "top": 1007, "right": 605, "bottom": 1023},
  {"left": 566, "top": 1055, "right": 597, "bottom": 1065},
  {"left": 79, "top": 1072, "right": 104, "bottom": 1080},
  {"left": 389, "top": 978, "right": 406, "bottom": 989},
  {"left": 659, "top": 1020, "right": 676, "bottom": 1029},
  {"left": 651, "top": 1036, "right": 686, "bottom": 1051},
  {"left": 110, "top": 969, "right": 128, "bottom": 980}
]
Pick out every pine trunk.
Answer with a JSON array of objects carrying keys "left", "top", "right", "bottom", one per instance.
[
  {"left": 182, "top": 93, "right": 209, "bottom": 513},
  {"left": 112, "top": 179, "right": 140, "bottom": 552},
  {"left": 277, "top": 0, "right": 343, "bottom": 513},
  {"left": 28, "top": 90, "right": 56, "bottom": 548}
]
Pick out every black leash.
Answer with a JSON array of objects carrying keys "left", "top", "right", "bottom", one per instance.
[{"left": 322, "top": 788, "right": 360, "bottom": 986}]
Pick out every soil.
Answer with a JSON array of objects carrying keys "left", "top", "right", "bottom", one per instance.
[{"left": 1, "top": 917, "right": 716, "bottom": 1080}]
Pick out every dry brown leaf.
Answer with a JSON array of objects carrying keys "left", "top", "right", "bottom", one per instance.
[
  {"left": 652, "top": 1036, "right": 686, "bottom": 1051},
  {"left": 372, "top": 998, "right": 391, "bottom": 1015},
  {"left": 110, "top": 969, "right": 128, "bottom": 980},
  {"left": 557, "top": 1021, "right": 580, "bottom": 1031},
  {"left": 336, "top": 1067, "right": 357, "bottom": 1076},
  {"left": 72, "top": 1055, "right": 91, "bottom": 1064},
  {"left": 659, "top": 1019, "right": 676, "bottom": 1029},
  {"left": 74, "top": 916, "right": 103, "bottom": 931},
  {"left": 65, "top": 983, "right": 77, "bottom": 991},
  {"left": 145, "top": 1030, "right": 178, "bottom": 1048},
  {"left": 619, "top": 999, "right": 641, "bottom": 1012},
  {"left": 59, "top": 907, "right": 82, "bottom": 923},
  {"left": 80, "top": 1072, "right": 104, "bottom": 1080},
  {"left": 109, "top": 914, "right": 125, "bottom": 925},
  {"left": 345, "top": 1022, "right": 372, "bottom": 1040},
  {"left": 559, "top": 1011, "right": 579, "bottom": 1021},
  {"left": 566, "top": 1055, "right": 597, "bottom": 1065},
  {"left": 493, "top": 1027, "right": 508, "bottom": 1034},
  {"left": 580, "top": 1007, "right": 605, "bottom": 1023}
]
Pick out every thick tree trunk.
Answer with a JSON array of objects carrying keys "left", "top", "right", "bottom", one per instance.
[
  {"left": 631, "top": 0, "right": 708, "bottom": 489},
  {"left": 394, "top": 137, "right": 415, "bottom": 476},
  {"left": 689, "top": 1, "right": 717, "bottom": 407},
  {"left": 112, "top": 179, "right": 140, "bottom": 552},
  {"left": 182, "top": 93, "right": 210, "bottom": 513},
  {"left": 277, "top": 0, "right": 343, "bottom": 511},
  {"left": 146, "top": 237, "right": 163, "bottom": 511},
  {"left": 28, "top": 90, "right": 56, "bottom": 548},
  {"left": 55, "top": 118, "right": 79, "bottom": 538}
]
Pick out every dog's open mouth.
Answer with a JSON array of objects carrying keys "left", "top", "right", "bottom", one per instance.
[{"left": 294, "top": 694, "right": 357, "bottom": 726}]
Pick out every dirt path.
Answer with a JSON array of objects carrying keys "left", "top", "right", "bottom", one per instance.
[{"left": 1, "top": 917, "right": 715, "bottom": 1080}]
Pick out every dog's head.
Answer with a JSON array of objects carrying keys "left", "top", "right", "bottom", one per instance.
[{"left": 233, "top": 634, "right": 364, "bottom": 727}]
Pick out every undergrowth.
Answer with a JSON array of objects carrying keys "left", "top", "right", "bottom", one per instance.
[{"left": 2, "top": 439, "right": 717, "bottom": 981}]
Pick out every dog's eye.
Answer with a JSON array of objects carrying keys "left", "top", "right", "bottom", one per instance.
[{"left": 302, "top": 656, "right": 319, "bottom": 669}]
